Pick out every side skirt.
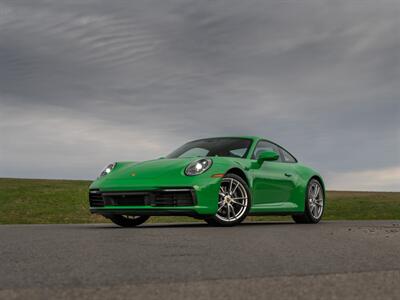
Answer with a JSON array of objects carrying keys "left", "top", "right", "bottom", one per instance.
[{"left": 248, "top": 211, "right": 300, "bottom": 216}]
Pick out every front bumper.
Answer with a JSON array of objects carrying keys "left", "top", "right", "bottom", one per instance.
[{"left": 88, "top": 177, "right": 221, "bottom": 216}]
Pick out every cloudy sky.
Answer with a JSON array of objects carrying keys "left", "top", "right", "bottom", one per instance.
[{"left": 0, "top": 0, "right": 399, "bottom": 191}]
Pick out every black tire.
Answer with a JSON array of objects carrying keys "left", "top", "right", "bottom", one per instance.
[
  {"left": 108, "top": 215, "right": 150, "bottom": 227},
  {"left": 292, "top": 178, "right": 324, "bottom": 224},
  {"left": 205, "top": 173, "right": 251, "bottom": 227}
]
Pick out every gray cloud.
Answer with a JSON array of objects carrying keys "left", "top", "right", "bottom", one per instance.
[{"left": 0, "top": 0, "right": 399, "bottom": 190}]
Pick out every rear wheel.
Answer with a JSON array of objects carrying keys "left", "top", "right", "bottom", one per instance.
[
  {"left": 108, "top": 215, "right": 150, "bottom": 227},
  {"left": 205, "top": 174, "right": 251, "bottom": 227},
  {"left": 292, "top": 179, "right": 324, "bottom": 224}
]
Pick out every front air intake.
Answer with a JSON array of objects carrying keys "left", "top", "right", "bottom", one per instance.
[{"left": 89, "top": 189, "right": 196, "bottom": 207}]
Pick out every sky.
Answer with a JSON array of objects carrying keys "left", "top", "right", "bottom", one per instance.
[{"left": 0, "top": 0, "right": 399, "bottom": 191}]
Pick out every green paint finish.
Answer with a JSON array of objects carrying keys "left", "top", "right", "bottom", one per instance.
[{"left": 90, "top": 136, "right": 324, "bottom": 217}]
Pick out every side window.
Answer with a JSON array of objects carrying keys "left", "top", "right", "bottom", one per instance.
[
  {"left": 280, "top": 147, "right": 297, "bottom": 163},
  {"left": 230, "top": 148, "right": 248, "bottom": 157},
  {"left": 252, "top": 141, "right": 282, "bottom": 162}
]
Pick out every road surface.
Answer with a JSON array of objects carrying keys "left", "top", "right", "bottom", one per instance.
[{"left": 0, "top": 221, "right": 399, "bottom": 299}]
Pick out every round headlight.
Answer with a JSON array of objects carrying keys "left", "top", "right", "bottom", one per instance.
[
  {"left": 185, "top": 158, "right": 212, "bottom": 176},
  {"left": 99, "top": 162, "right": 116, "bottom": 177}
]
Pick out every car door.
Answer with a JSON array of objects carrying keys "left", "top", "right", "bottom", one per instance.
[{"left": 250, "top": 140, "right": 296, "bottom": 211}]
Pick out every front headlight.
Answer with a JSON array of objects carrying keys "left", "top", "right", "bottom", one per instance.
[
  {"left": 99, "top": 162, "right": 116, "bottom": 177},
  {"left": 185, "top": 158, "right": 212, "bottom": 176}
]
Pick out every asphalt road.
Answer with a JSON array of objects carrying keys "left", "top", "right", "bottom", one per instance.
[{"left": 0, "top": 221, "right": 399, "bottom": 300}]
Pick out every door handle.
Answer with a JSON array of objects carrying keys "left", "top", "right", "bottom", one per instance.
[{"left": 284, "top": 173, "right": 292, "bottom": 177}]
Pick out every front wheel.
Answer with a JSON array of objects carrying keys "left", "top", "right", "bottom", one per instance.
[
  {"left": 205, "top": 174, "right": 251, "bottom": 227},
  {"left": 292, "top": 179, "right": 324, "bottom": 224},
  {"left": 108, "top": 215, "right": 150, "bottom": 227}
]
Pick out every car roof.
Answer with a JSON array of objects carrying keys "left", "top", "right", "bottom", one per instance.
[{"left": 191, "top": 136, "right": 262, "bottom": 142}]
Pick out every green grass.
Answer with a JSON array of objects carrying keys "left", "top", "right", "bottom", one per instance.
[{"left": 0, "top": 178, "right": 398, "bottom": 224}]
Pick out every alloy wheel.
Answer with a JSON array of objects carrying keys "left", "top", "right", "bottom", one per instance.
[
  {"left": 308, "top": 181, "right": 324, "bottom": 219},
  {"left": 216, "top": 177, "right": 249, "bottom": 222}
]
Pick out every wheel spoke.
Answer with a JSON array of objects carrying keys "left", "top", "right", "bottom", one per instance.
[
  {"left": 310, "top": 204, "right": 314, "bottom": 216},
  {"left": 229, "top": 179, "right": 233, "bottom": 194},
  {"left": 231, "top": 200, "right": 245, "bottom": 207},
  {"left": 231, "top": 182, "right": 239, "bottom": 195},
  {"left": 313, "top": 185, "right": 320, "bottom": 198},
  {"left": 229, "top": 204, "right": 237, "bottom": 219},
  {"left": 314, "top": 205, "right": 319, "bottom": 218},
  {"left": 232, "top": 197, "right": 247, "bottom": 200}
]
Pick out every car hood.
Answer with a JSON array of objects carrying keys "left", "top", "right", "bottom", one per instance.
[
  {"left": 106, "top": 158, "right": 196, "bottom": 180},
  {"left": 91, "top": 156, "right": 250, "bottom": 190}
]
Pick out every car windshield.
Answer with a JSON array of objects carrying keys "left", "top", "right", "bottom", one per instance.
[{"left": 166, "top": 138, "right": 252, "bottom": 159}]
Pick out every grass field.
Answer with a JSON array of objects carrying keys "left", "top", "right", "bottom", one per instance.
[{"left": 0, "top": 178, "right": 399, "bottom": 224}]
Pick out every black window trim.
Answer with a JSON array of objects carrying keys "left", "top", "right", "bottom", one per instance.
[{"left": 251, "top": 139, "right": 298, "bottom": 163}]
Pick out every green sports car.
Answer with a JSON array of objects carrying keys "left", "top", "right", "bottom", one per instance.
[{"left": 89, "top": 136, "right": 325, "bottom": 227}]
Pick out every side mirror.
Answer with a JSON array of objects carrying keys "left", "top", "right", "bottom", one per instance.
[{"left": 257, "top": 150, "right": 279, "bottom": 164}]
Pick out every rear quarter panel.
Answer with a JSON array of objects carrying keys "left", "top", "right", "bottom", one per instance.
[{"left": 291, "top": 163, "right": 325, "bottom": 211}]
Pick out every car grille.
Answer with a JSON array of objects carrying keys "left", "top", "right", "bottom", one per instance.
[{"left": 89, "top": 189, "right": 196, "bottom": 207}]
